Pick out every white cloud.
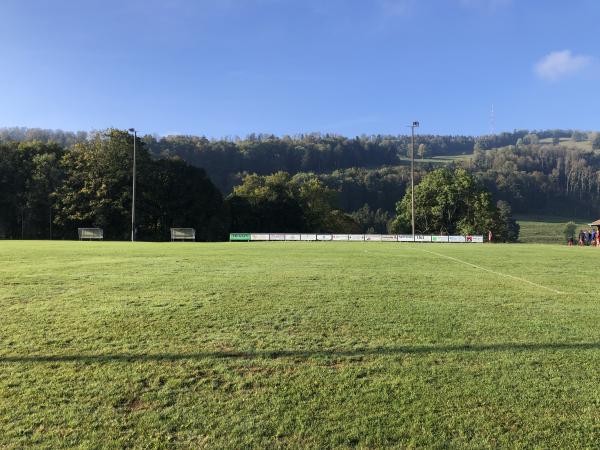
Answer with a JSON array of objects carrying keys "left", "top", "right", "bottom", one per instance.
[{"left": 535, "top": 50, "right": 594, "bottom": 82}]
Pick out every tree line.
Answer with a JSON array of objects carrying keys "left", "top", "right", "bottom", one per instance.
[
  {"left": 0, "top": 131, "right": 226, "bottom": 240},
  {"left": 471, "top": 143, "right": 600, "bottom": 218},
  {"left": 0, "top": 130, "right": 368, "bottom": 240},
  {"left": 0, "top": 128, "right": 521, "bottom": 241},
  {"left": 2, "top": 126, "right": 544, "bottom": 192},
  {"left": 145, "top": 133, "right": 475, "bottom": 192},
  {"left": 5, "top": 126, "right": 598, "bottom": 241}
]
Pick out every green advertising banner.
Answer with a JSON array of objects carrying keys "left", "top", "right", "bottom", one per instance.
[{"left": 230, "top": 233, "right": 251, "bottom": 241}]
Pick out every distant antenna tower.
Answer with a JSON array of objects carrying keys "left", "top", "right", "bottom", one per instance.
[{"left": 490, "top": 104, "right": 496, "bottom": 135}]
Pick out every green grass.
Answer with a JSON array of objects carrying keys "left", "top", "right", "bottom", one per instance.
[
  {"left": 539, "top": 137, "right": 593, "bottom": 151},
  {"left": 517, "top": 215, "right": 592, "bottom": 243},
  {"left": 430, "top": 154, "right": 474, "bottom": 162},
  {"left": 2, "top": 241, "right": 600, "bottom": 448},
  {"left": 397, "top": 153, "right": 474, "bottom": 165}
]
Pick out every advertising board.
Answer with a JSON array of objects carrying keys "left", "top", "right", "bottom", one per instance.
[
  {"left": 348, "top": 234, "right": 365, "bottom": 241},
  {"left": 250, "top": 233, "right": 270, "bottom": 241},
  {"left": 230, "top": 233, "right": 251, "bottom": 241},
  {"left": 332, "top": 234, "right": 349, "bottom": 241},
  {"left": 415, "top": 235, "right": 432, "bottom": 242}
]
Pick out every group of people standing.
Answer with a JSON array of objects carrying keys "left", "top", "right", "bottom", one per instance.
[{"left": 568, "top": 229, "right": 600, "bottom": 246}]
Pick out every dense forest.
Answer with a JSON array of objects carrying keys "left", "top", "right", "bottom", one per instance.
[
  {"left": 0, "top": 126, "right": 546, "bottom": 191},
  {"left": 1, "top": 126, "right": 599, "bottom": 241},
  {"left": 473, "top": 143, "right": 600, "bottom": 218},
  {"left": 0, "top": 131, "right": 227, "bottom": 241}
]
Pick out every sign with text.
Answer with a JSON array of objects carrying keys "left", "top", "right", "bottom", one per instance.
[
  {"left": 230, "top": 233, "right": 251, "bottom": 241},
  {"left": 348, "top": 234, "right": 365, "bottom": 241},
  {"left": 332, "top": 234, "right": 349, "bottom": 241},
  {"left": 235, "top": 233, "right": 485, "bottom": 243}
]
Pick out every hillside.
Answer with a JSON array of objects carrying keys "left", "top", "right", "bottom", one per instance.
[
  {"left": 517, "top": 216, "right": 593, "bottom": 244},
  {"left": 3, "top": 127, "right": 600, "bottom": 236}
]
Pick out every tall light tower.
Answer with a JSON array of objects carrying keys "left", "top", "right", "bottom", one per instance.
[
  {"left": 128, "top": 128, "right": 137, "bottom": 242},
  {"left": 409, "top": 121, "right": 419, "bottom": 239}
]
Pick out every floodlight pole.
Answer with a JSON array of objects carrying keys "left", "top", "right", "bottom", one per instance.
[
  {"left": 409, "top": 121, "right": 419, "bottom": 240},
  {"left": 129, "top": 128, "right": 137, "bottom": 242}
]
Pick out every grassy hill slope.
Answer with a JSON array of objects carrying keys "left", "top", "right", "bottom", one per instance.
[{"left": 517, "top": 215, "right": 593, "bottom": 244}]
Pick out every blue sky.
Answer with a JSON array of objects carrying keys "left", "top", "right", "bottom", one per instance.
[{"left": 1, "top": 0, "right": 599, "bottom": 137}]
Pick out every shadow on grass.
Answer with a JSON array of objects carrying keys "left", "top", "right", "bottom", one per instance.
[{"left": 1, "top": 342, "right": 600, "bottom": 364}]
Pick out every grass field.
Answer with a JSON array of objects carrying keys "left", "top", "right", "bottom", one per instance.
[
  {"left": 539, "top": 137, "right": 593, "bottom": 151},
  {"left": 397, "top": 153, "right": 474, "bottom": 165},
  {"left": 517, "top": 215, "right": 591, "bottom": 244},
  {"left": 2, "top": 241, "right": 600, "bottom": 448}
]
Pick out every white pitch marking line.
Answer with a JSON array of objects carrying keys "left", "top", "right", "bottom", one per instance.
[{"left": 420, "top": 248, "right": 564, "bottom": 295}]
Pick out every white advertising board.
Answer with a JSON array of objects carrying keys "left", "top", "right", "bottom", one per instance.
[
  {"left": 244, "top": 232, "right": 479, "bottom": 243},
  {"left": 415, "top": 235, "right": 432, "bottom": 242},
  {"left": 332, "top": 234, "right": 349, "bottom": 241}
]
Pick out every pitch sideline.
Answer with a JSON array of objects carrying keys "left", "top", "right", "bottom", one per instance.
[{"left": 419, "top": 248, "right": 564, "bottom": 295}]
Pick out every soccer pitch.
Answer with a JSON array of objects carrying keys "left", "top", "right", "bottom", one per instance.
[{"left": 1, "top": 241, "right": 600, "bottom": 448}]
